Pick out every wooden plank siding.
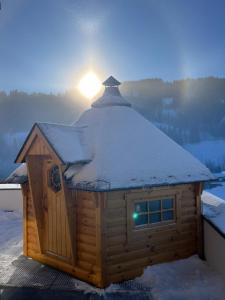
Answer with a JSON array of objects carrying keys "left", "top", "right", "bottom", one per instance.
[{"left": 103, "top": 183, "right": 201, "bottom": 286}]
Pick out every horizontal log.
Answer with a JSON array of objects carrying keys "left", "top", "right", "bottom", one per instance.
[
  {"left": 106, "top": 207, "right": 126, "bottom": 219},
  {"left": 181, "top": 207, "right": 196, "bottom": 216},
  {"left": 77, "top": 251, "right": 97, "bottom": 265},
  {"left": 77, "top": 260, "right": 99, "bottom": 273},
  {"left": 107, "top": 268, "right": 143, "bottom": 284},
  {"left": 77, "top": 242, "right": 96, "bottom": 255},
  {"left": 106, "top": 198, "right": 126, "bottom": 209},
  {"left": 107, "top": 256, "right": 150, "bottom": 275},
  {"left": 181, "top": 215, "right": 197, "bottom": 223},
  {"left": 106, "top": 217, "right": 127, "bottom": 227},
  {"left": 107, "top": 235, "right": 196, "bottom": 264},
  {"left": 76, "top": 207, "right": 96, "bottom": 219},
  {"left": 77, "top": 225, "right": 96, "bottom": 236},
  {"left": 77, "top": 217, "right": 96, "bottom": 227},
  {"left": 77, "top": 233, "right": 96, "bottom": 246},
  {"left": 106, "top": 235, "right": 126, "bottom": 247},
  {"left": 106, "top": 191, "right": 124, "bottom": 201},
  {"left": 181, "top": 199, "right": 196, "bottom": 208}
]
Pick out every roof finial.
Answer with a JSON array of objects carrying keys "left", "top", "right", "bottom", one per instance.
[
  {"left": 103, "top": 76, "right": 121, "bottom": 87},
  {"left": 91, "top": 75, "right": 131, "bottom": 108}
]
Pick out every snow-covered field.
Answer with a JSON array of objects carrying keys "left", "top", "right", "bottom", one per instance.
[
  {"left": 207, "top": 181, "right": 225, "bottom": 201},
  {"left": 184, "top": 139, "right": 225, "bottom": 171},
  {"left": 0, "top": 209, "right": 225, "bottom": 299}
]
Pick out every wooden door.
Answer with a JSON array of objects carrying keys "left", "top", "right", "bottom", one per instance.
[{"left": 43, "top": 159, "right": 71, "bottom": 262}]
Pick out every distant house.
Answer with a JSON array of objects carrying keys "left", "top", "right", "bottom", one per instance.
[{"left": 6, "top": 76, "right": 214, "bottom": 288}]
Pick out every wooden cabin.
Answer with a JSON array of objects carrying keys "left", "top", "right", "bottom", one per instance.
[{"left": 7, "top": 76, "right": 214, "bottom": 288}]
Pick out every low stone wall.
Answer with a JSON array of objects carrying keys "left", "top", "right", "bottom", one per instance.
[
  {"left": 0, "top": 185, "right": 22, "bottom": 211},
  {"left": 204, "top": 218, "right": 225, "bottom": 281}
]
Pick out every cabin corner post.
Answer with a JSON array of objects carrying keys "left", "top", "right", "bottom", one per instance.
[
  {"left": 21, "top": 182, "right": 28, "bottom": 256},
  {"left": 95, "top": 191, "right": 107, "bottom": 288},
  {"left": 195, "top": 182, "right": 204, "bottom": 259}
]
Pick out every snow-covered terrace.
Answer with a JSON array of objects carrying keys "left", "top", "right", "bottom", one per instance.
[{"left": 0, "top": 191, "right": 225, "bottom": 298}]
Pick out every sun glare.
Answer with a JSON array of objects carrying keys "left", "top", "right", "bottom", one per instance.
[{"left": 78, "top": 71, "right": 101, "bottom": 99}]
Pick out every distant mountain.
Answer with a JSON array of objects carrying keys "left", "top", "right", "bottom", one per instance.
[{"left": 0, "top": 77, "right": 225, "bottom": 179}]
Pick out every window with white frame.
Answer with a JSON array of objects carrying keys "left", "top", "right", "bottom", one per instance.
[{"left": 132, "top": 197, "right": 175, "bottom": 228}]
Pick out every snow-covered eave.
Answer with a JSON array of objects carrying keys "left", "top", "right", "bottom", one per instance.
[
  {"left": 65, "top": 177, "right": 214, "bottom": 192},
  {"left": 4, "top": 164, "right": 28, "bottom": 184},
  {"left": 4, "top": 176, "right": 28, "bottom": 184}
]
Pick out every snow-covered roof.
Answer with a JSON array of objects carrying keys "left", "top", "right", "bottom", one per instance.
[
  {"left": 37, "top": 123, "right": 91, "bottom": 164},
  {"left": 65, "top": 99, "right": 214, "bottom": 190},
  {"left": 13, "top": 76, "right": 215, "bottom": 190},
  {"left": 5, "top": 164, "right": 28, "bottom": 184}
]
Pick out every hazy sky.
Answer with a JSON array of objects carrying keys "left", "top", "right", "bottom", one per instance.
[{"left": 0, "top": 0, "right": 225, "bottom": 92}]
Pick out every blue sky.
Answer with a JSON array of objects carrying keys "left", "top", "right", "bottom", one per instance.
[{"left": 0, "top": 0, "right": 225, "bottom": 92}]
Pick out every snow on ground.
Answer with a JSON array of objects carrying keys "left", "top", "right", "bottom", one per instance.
[
  {"left": 202, "top": 191, "right": 225, "bottom": 234},
  {"left": 136, "top": 255, "right": 225, "bottom": 300},
  {"left": 0, "top": 210, "right": 22, "bottom": 283},
  {"left": 0, "top": 210, "right": 225, "bottom": 298}
]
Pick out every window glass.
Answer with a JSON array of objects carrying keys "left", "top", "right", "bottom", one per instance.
[
  {"left": 49, "top": 165, "right": 61, "bottom": 193},
  {"left": 150, "top": 213, "right": 161, "bottom": 223},
  {"left": 162, "top": 210, "right": 174, "bottom": 221},
  {"left": 135, "top": 202, "right": 148, "bottom": 213},
  {"left": 134, "top": 214, "right": 148, "bottom": 226},
  {"left": 133, "top": 197, "right": 175, "bottom": 229},
  {"left": 149, "top": 200, "right": 161, "bottom": 212},
  {"left": 162, "top": 198, "right": 173, "bottom": 209}
]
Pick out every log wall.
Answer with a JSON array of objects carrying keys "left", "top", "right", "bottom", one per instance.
[{"left": 103, "top": 183, "right": 201, "bottom": 285}]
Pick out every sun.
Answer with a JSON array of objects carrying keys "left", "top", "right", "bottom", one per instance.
[{"left": 78, "top": 71, "right": 101, "bottom": 99}]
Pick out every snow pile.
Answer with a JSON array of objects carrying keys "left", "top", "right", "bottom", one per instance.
[
  {"left": 202, "top": 191, "right": 225, "bottom": 234},
  {"left": 136, "top": 255, "right": 225, "bottom": 300}
]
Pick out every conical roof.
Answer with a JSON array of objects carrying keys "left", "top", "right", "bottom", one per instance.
[
  {"left": 103, "top": 76, "right": 121, "bottom": 86},
  {"left": 65, "top": 77, "right": 214, "bottom": 190}
]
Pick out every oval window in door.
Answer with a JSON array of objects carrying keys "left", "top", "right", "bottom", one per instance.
[{"left": 49, "top": 165, "right": 61, "bottom": 193}]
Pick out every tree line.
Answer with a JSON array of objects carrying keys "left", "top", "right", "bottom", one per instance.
[{"left": 0, "top": 77, "right": 225, "bottom": 179}]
